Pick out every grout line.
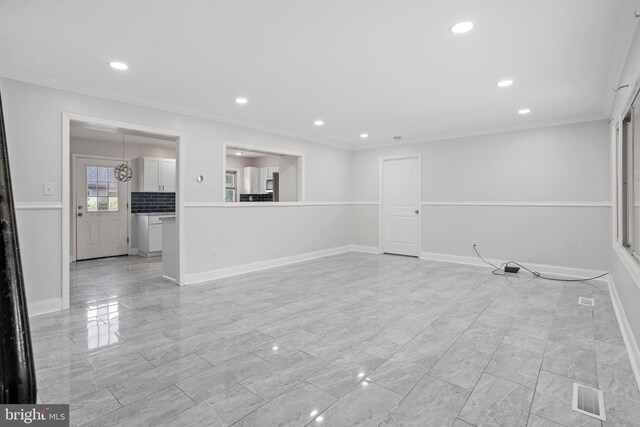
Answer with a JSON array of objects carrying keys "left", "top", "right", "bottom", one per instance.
[
  {"left": 452, "top": 286, "right": 513, "bottom": 424},
  {"left": 524, "top": 340, "right": 549, "bottom": 426}
]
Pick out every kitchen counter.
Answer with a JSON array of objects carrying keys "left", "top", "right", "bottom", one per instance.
[{"left": 135, "top": 212, "right": 175, "bottom": 216}]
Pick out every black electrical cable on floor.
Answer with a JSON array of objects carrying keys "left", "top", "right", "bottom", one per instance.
[{"left": 473, "top": 244, "right": 609, "bottom": 284}]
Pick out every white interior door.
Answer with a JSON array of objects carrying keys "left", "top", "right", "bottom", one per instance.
[
  {"left": 382, "top": 156, "right": 421, "bottom": 256},
  {"left": 76, "top": 158, "right": 128, "bottom": 260}
]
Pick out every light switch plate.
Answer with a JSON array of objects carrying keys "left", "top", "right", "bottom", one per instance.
[{"left": 43, "top": 182, "right": 55, "bottom": 196}]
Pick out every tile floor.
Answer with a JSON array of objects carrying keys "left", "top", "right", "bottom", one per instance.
[{"left": 29, "top": 253, "right": 640, "bottom": 426}]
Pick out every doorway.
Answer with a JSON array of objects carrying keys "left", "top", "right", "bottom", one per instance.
[
  {"left": 62, "top": 113, "right": 185, "bottom": 310},
  {"left": 380, "top": 155, "right": 421, "bottom": 256}
]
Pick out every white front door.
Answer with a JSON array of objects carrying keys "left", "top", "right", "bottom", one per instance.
[
  {"left": 76, "top": 157, "right": 128, "bottom": 260},
  {"left": 381, "top": 156, "right": 421, "bottom": 256}
]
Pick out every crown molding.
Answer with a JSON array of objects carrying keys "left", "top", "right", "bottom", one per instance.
[{"left": 352, "top": 114, "right": 607, "bottom": 150}]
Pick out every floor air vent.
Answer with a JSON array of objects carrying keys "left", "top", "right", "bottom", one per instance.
[
  {"left": 578, "top": 297, "right": 595, "bottom": 307},
  {"left": 572, "top": 383, "right": 606, "bottom": 421}
]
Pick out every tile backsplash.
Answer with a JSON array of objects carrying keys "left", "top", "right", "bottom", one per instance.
[
  {"left": 131, "top": 192, "right": 175, "bottom": 213},
  {"left": 239, "top": 193, "right": 274, "bottom": 202}
]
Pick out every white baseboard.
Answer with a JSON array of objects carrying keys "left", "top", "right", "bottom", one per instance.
[
  {"left": 186, "top": 245, "right": 356, "bottom": 285},
  {"left": 28, "top": 298, "right": 62, "bottom": 317},
  {"left": 419, "top": 251, "right": 608, "bottom": 280},
  {"left": 606, "top": 276, "right": 640, "bottom": 394},
  {"left": 350, "top": 245, "right": 382, "bottom": 254}
]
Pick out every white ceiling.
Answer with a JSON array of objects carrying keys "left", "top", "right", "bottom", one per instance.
[{"left": 0, "top": 1, "right": 636, "bottom": 148}]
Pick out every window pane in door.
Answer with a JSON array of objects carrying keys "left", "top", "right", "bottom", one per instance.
[
  {"left": 98, "top": 197, "right": 108, "bottom": 211},
  {"left": 87, "top": 166, "right": 119, "bottom": 212},
  {"left": 87, "top": 197, "right": 98, "bottom": 212},
  {"left": 225, "top": 189, "right": 235, "bottom": 202},
  {"left": 97, "top": 183, "right": 108, "bottom": 197},
  {"left": 87, "top": 166, "right": 98, "bottom": 182},
  {"left": 87, "top": 183, "right": 98, "bottom": 197},
  {"left": 108, "top": 182, "right": 118, "bottom": 197},
  {"left": 98, "top": 167, "right": 109, "bottom": 182}
]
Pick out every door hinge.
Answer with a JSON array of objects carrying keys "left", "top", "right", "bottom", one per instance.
[{"left": 127, "top": 237, "right": 129, "bottom": 243}]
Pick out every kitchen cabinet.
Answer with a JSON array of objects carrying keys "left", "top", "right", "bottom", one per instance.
[
  {"left": 139, "top": 157, "right": 176, "bottom": 192},
  {"left": 137, "top": 214, "right": 174, "bottom": 257}
]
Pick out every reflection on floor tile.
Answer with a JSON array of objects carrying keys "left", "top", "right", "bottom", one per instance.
[
  {"left": 316, "top": 381, "right": 402, "bottom": 426},
  {"left": 232, "top": 382, "right": 335, "bottom": 427},
  {"left": 162, "top": 384, "right": 264, "bottom": 427},
  {"left": 381, "top": 375, "right": 469, "bottom": 426},
  {"left": 27, "top": 253, "right": 640, "bottom": 426}
]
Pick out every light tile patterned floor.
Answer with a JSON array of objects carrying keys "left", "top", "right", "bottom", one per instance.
[{"left": 29, "top": 253, "right": 640, "bottom": 426}]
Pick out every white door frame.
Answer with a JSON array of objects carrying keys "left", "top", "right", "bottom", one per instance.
[
  {"left": 378, "top": 154, "right": 422, "bottom": 255},
  {"left": 62, "top": 113, "right": 186, "bottom": 309},
  {"left": 71, "top": 154, "right": 133, "bottom": 261}
]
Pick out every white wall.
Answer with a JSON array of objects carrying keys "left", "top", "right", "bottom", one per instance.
[
  {"left": 351, "top": 120, "right": 612, "bottom": 271},
  {"left": 185, "top": 205, "right": 350, "bottom": 281},
  {"left": 1, "top": 78, "right": 352, "bottom": 311}
]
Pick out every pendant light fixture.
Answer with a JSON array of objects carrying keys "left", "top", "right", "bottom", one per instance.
[{"left": 114, "top": 132, "right": 132, "bottom": 182}]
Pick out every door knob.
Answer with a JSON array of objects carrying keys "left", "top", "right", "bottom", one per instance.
[
  {"left": 78, "top": 205, "right": 83, "bottom": 210},
  {"left": 77, "top": 213, "right": 83, "bottom": 217},
  {"left": 415, "top": 210, "right": 419, "bottom": 214}
]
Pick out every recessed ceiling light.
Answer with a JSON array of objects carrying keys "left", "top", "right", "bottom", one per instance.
[
  {"left": 518, "top": 108, "right": 531, "bottom": 115},
  {"left": 314, "top": 120, "right": 324, "bottom": 126},
  {"left": 360, "top": 133, "right": 369, "bottom": 138},
  {"left": 235, "top": 152, "right": 243, "bottom": 156},
  {"left": 235, "top": 97, "right": 248, "bottom": 104},
  {"left": 109, "top": 61, "right": 128, "bottom": 71},
  {"left": 450, "top": 21, "right": 474, "bottom": 34},
  {"left": 316, "top": 416, "right": 324, "bottom": 423},
  {"left": 496, "top": 79, "right": 514, "bottom": 88}
]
